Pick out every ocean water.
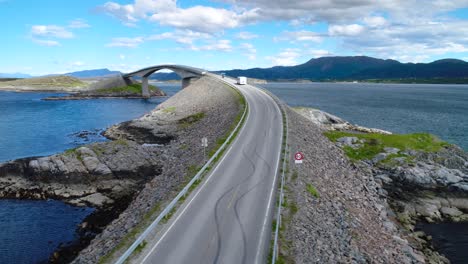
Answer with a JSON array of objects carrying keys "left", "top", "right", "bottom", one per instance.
[
  {"left": 0, "top": 200, "right": 94, "bottom": 264},
  {"left": 416, "top": 222, "right": 468, "bottom": 263},
  {"left": 0, "top": 83, "right": 179, "bottom": 263},
  {"left": 260, "top": 82, "right": 468, "bottom": 150},
  {"left": 0, "top": 83, "right": 180, "bottom": 162}
]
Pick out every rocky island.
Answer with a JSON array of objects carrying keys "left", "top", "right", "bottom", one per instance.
[{"left": 0, "top": 75, "right": 166, "bottom": 98}]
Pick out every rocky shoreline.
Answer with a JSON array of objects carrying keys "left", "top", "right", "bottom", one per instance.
[
  {"left": 0, "top": 76, "right": 241, "bottom": 263},
  {"left": 283, "top": 106, "right": 468, "bottom": 263}
]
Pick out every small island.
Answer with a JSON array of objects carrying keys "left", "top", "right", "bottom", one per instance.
[
  {"left": 0, "top": 75, "right": 166, "bottom": 99},
  {"left": 43, "top": 83, "right": 165, "bottom": 100}
]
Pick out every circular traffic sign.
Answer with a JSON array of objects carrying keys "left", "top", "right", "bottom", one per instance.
[{"left": 294, "top": 152, "right": 304, "bottom": 161}]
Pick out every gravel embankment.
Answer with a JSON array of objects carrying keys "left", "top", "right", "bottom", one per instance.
[
  {"left": 72, "top": 76, "right": 242, "bottom": 263},
  {"left": 280, "top": 107, "right": 424, "bottom": 263}
]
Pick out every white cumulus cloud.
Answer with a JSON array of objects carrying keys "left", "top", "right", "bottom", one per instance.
[
  {"left": 31, "top": 25, "right": 74, "bottom": 39},
  {"left": 266, "top": 48, "right": 301, "bottom": 66},
  {"left": 106, "top": 37, "right": 144, "bottom": 48},
  {"left": 329, "top": 24, "right": 365, "bottom": 36}
]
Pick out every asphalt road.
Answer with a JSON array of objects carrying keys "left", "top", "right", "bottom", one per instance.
[{"left": 135, "top": 76, "right": 283, "bottom": 264}]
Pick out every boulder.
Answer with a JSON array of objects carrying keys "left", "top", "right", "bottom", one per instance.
[
  {"left": 372, "top": 153, "right": 389, "bottom": 164},
  {"left": 337, "top": 137, "right": 359, "bottom": 146},
  {"left": 384, "top": 147, "right": 400, "bottom": 154},
  {"left": 71, "top": 193, "right": 113, "bottom": 207},
  {"left": 440, "top": 207, "right": 463, "bottom": 217}
]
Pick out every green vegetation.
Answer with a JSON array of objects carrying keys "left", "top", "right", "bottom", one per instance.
[
  {"left": 97, "top": 202, "right": 162, "bottom": 264},
  {"left": 1, "top": 75, "right": 85, "bottom": 87},
  {"left": 112, "top": 138, "right": 129, "bottom": 147},
  {"left": 306, "top": 183, "right": 320, "bottom": 198},
  {"left": 162, "top": 106, "right": 176, "bottom": 113},
  {"left": 324, "top": 131, "right": 449, "bottom": 161},
  {"left": 63, "top": 147, "right": 84, "bottom": 161},
  {"left": 134, "top": 240, "right": 147, "bottom": 254},
  {"left": 208, "top": 86, "right": 247, "bottom": 158},
  {"left": 178, "top": 112, "right": 205, "bottom": 128},
  {"left": 94, "top": 83, "right": 161, "bottom": 94}
]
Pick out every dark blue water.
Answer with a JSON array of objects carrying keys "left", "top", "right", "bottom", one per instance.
[
  {"left": 261, "top": 82, "right": 468, "bottom": 150},
  {"left": 0, "top": 83, "right": 180, "bottom": 162},
  {"left": 0, "top": 199, "right": 94, "bottom": 264},
  {"left": 0, "top": 83, "right": 180, "bottom": 263},
  {"left": 416, "top": 222, "right": 468, "bottom": 264}
]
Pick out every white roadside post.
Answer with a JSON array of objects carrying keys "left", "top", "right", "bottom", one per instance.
[{"left": 201, "top": 137, "right": 208, "bottom": 162}]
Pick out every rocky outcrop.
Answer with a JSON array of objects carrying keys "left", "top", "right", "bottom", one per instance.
[
  {"left": 0, "top": 141, "right": 161, "bottom": 208},
  {"left": 43, "top": 78, "right": 165, "bottom": 100},
  {"left": 293, "top": 107, "right": 392, "bottom": 134},
  {"left": 297, "top": 106, "right": 468, "bottom": 262},
  {"left": 280, "top": 106, "right": 423, "bottom": 263},
  {"left": 0, "top": 76, "right": 241, "bottom": 263}
]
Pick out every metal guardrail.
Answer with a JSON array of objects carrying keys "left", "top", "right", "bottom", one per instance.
[
  {"left": 261, "top": 89, "right": 289, "bottom": 264},
  {"left": 115, "top": 76, "right": 248, "bottom": 264}
]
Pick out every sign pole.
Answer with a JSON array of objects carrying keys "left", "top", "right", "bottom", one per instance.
[{"left": 201, "top": 137, "right": 208, "bottom": 162}]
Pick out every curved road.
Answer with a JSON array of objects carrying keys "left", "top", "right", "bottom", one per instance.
[{"left": 134, "top": 76, "right": 283, "bottom": 264}]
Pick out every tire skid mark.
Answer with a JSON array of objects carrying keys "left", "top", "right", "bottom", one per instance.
[{"left": 212, "top": 146, "right": 256, "bottom": 263}]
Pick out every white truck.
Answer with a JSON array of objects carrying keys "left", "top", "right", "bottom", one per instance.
[{"left": 237, "top": 76, "right": 247, "bottom": 85}]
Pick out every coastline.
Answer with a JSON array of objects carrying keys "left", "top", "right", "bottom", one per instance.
[
  {"left": 286, "top": 106, "right": 468, "bottom": 263},
  {"left": 0, "top": 76, "right": 242, "bottom": 263},
  {"left": 1, "top": 83, "right": 466, "bottom": 262}
]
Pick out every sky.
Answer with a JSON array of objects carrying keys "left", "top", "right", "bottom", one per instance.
[{"left": 2, "top": 0, "right": 468, "bottom": 75}]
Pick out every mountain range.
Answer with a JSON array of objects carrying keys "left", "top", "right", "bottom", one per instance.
[
  {"left": 219, "top": 56, "right": 468, "bottom": 81},
  {"left": 3, "top": 56, "right": 468, "bottom": 82}
]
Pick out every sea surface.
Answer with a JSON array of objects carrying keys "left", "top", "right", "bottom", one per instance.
[
  {"left": 0, "top": 83, "right": 179, "bottom": 263},
  {"left": 416, "top": 222, "right": 468, "bottom": 264},
  {"left": 0, "top": 83, "right": 180, "bottom": 162},
  {"left": 260, "top": 82, "right": 468, "bottom": 150},
  {"left": 0, "top": 200, "right": 94, "bottom": 263}
]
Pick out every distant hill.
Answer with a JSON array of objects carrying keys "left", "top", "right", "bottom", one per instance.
[
  {"left": 65, "top": 68, "right": 121, "bottom": 78},
  {"left": 148, "top": 72, "right": 181, "bottom": 81},
  {"left": 0, "top": 72, "right": 33, "bottom": 78},
  {"left": 219, "top": 56, "right": 468, "bottom": 81}
]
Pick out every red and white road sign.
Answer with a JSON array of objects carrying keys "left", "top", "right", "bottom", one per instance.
[{"left": 294, "top": 152, "right": 304, "bottom": 164}]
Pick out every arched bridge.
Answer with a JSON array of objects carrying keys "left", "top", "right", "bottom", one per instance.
[{"left": 123, "top": 65, "right": 207, "bottom": 97}]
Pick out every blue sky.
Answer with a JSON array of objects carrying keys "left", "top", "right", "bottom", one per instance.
[{"left": 2, "top": 0, "right": 468, "bottom": 75}]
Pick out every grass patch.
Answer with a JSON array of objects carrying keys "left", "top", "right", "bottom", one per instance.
[
  {"left": 112, "top": 138, "right": 129, "bottom": 147},
  {"left": 94, "top": 83, "right": 161, "bottom": 94},
  {"left": 63, "top": 147, "right": 84, "bottom": 161},
  {"left": 178, "top": 112, "right": 205, "bottom": 128},
  {"left": 134, "top": 240, "right": 147, "bottom": 254},
  {"left": 306, "top": 183, "right": 320, "bottom": 198},
  {"left": 162, "top": 106, "right": 176, "bottom": 113},
  {"left": 324, "top": 131, "right": 449, "bottom": 161},
  {"left": 3, "top": 75, "right": 85, "bottom": 87},
  {"left": 97, "top": 202, "right": 162, "bottom": 264}
]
